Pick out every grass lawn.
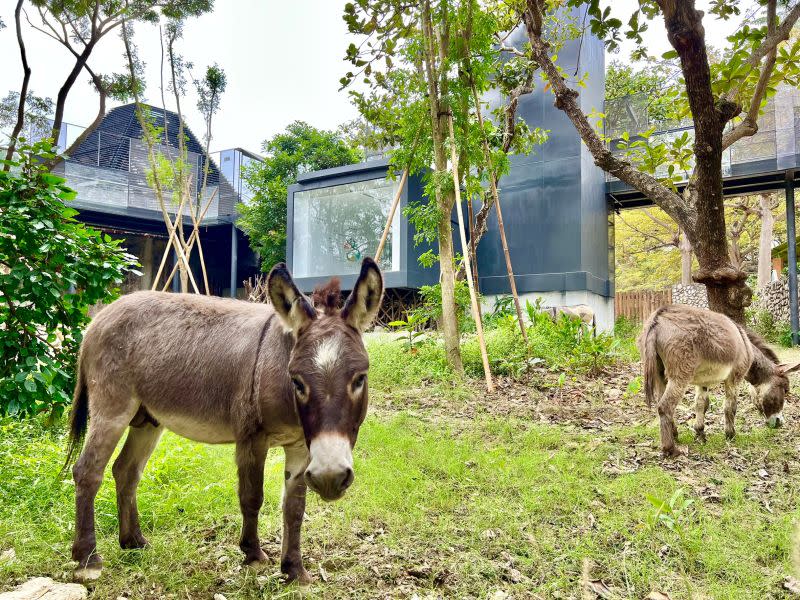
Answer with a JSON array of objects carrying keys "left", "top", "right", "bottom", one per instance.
[{"left": 1, "top": 334, "right": 799, "bottom": 598}]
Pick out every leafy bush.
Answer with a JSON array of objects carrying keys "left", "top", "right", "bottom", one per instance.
[
  {"left": 0, "top": 142, "right": 138, "bottom": 417},
  {"left": 410, "top": 280, "right": 474, "bottom": 333}
]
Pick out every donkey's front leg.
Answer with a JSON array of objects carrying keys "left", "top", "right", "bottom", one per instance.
[
  {"left": 281, "top": 440, "right": 311, "bottom": 585},
  {"left": 723, "top": 379, "right": 738, "bottom": 440},
  {"left": 235, "top": 435, "right": 268, "bottom": 565}
]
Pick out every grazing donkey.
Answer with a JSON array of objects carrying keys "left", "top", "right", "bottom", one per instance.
[
  {"left": 64, "top": 258, "right": 383, "bottom": 584},
  {"left": 639, "top": 304, "right": 799, "bottom": 457},
  {"left": 545, "top": 304, "right": 595, "bottom": 335}
]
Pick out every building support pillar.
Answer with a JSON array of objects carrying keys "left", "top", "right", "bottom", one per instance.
[
  {"left": 140, "top": 236, "right": 153, "bottom": 290},
  {"left": 171, "top": 248, "right": 180, "bottom": 293},
  {"left": 230, "top": 223, "right": 238, "bottom": 298},
  {"left": 785, "top": 169, "right": 798, "bottom": 346}
]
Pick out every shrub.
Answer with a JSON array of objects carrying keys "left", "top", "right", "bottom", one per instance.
[
  {"left": 0, "top": 142, "right": 138, "bottom": 417},
  {"left": 411, "top": 280, "right": 474, "bottom": 333}
]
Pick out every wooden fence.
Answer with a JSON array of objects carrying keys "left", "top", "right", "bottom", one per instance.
[{"left": 615, "top": 289, "right": 673, "bottom": 322}]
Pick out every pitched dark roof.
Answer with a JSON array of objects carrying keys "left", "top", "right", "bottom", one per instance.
[{"left": 66, "top": 103, "right": 221, "bottom": 185}]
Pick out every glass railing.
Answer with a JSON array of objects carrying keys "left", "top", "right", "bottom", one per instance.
[
  {"left": 49, "top": 124, "right": 243, "bottom": 219},
  {"left": 604, "top": 85, "right": 799, "bottom": 184}
]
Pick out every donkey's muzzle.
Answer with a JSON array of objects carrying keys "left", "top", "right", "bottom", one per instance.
[
  {"left": 767, "top": 413, "right": 785, "bottom": 428},
  {"left": 305, "top": 466, "right": 354, "bottom": 500},
  {"left": 306, "top": 433, "right": 355, "bottom": 501}
]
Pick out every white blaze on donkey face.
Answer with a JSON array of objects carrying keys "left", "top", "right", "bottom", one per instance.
[
  {"left": 314, "top": 337, "right": 342, "bottom": 373},
  {"left": 305, "top": 432, "right": 354, "bottom": 501}
]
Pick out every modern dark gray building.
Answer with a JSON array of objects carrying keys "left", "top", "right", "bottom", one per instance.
[{"left": 285, "top": 15, "right": 614, "bottom": 327}]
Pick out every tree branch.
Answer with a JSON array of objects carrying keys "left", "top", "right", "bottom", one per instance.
[
  {"left": 721, "top": 0, "right": 779, "bottom": 149},
  {"left": 724, "top": 1, "right": 800, "bottom": 103},
  {"left": 4, "top": 0, "right": 31, "bottom": 167}
]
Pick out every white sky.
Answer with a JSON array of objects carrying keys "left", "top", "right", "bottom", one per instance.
[{"left": 0, "top": 1, "right": 750, "bottom": 155}]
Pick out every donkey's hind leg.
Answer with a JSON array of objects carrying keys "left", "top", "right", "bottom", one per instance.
[
  {"left": 113, "top": 421, "right": 163, "bottom": 549},
  {"left": 723, "top": 379, "right": 739, "bottom": 440},
  {"left": 72, "top": 404, "right": 137, "bottom": 582},
  {"left": 693, "top": 386, "right": 710, "bottom": 443},
  {"left": 657, "top": 379, "right": 688, "bottom": 457}
]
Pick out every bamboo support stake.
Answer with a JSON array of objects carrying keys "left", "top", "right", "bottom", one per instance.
[
  {"left": 151, "top": 192, "right": 195, "bottom": 292},
  {"left": 448, "top": 114, "right": 494, "bottom": 392},
  {"left": 470, "top": 82, "right": 528, "bottom": 342},
  {"left": 160, "top": 187, "right": 219, "bottom": 291},
  {"left": 375, "top": 168, "right": 408, "bottom": 263}
]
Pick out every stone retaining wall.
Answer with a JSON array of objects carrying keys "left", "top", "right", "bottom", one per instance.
[
  {"left": 756, "top": 279, "right": 796, "bottom": 323},
  {"left": 671, "top": 283, "right": 709, "bottom": 309}
]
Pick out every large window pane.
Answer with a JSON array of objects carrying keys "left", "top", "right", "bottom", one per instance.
[{"left": 292, "top": 178, "right": 400, "bottom": 278}]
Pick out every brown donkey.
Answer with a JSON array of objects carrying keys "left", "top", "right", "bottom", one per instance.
[
  {"left": 639, "top": 304, "right": 799, "bottom": 457},
  {"left": 65, "top": 258, "right": 383, "bottom": 584}
]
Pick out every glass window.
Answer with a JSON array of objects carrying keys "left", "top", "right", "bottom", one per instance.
[{"left": 292, "top": 177, "right": 400, "bottom": 278}]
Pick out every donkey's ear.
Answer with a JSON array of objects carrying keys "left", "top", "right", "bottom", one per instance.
[
  {"left": 341, "top": 258, "right": 383, "bottom": 332},
  {"left": 267, "top": 263, "right": 316, "bottom": 334},
  {"left": 780, "top": 362, "right": 800, "bottom": 375}
]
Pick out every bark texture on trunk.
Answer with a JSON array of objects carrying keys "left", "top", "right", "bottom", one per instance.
[
  {"left": 421, "top": 0, "right": 463, "bottom": 373},
  {"left": 679, "top": 231, "right": 692, "bottom": 285}
]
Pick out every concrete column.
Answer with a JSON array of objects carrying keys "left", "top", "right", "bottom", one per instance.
[
  {"left": 230, "top": 223, "right": 238, "bottom": 298},
  {"left": 140, "top": 236, "right": 153, "bottom": 290}
]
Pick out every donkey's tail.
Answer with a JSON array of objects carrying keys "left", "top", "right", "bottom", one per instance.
[
  {"left": 61, "top": 355, "right": 88, "bottom": 476},
  {"left": 640, "top": 310, "right": 663, "bottom": 408}
]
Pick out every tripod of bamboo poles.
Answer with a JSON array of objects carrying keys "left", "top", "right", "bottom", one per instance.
[
  {"left": 448, "top": 113, "right": 494, "bottom": 392},
  {"left": 469, "top": 82, "right": 528, "bottom": 343}
]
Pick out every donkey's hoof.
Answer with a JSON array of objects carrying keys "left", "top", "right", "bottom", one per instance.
[
  {"left": 662, "top": 445, "right": 683, "bottom": 458},
  {"left": 725, "top": 430, "right": 736, "bottom": 440},
  {"left": 694, "top": 429, "right": 707, "bottom": 444},
  {"left": 120, "top": 533, "right": 149, "bottom": 549},
  {"left": 283, "top": 566, "right": 312, "bottom": 586},
  {"left": 73, "top": 556, "right": 103, "bottom": 583},
  {"left": 243, "top": 548, "right": 269, "bottom": 566}
]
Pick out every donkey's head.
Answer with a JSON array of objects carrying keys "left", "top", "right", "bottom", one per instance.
[
  {"left": 759, "top": 363, "right": 800, "bottom": 428},
  {"left": 268, "top": 258, "right": 383, "bottom": 501}
]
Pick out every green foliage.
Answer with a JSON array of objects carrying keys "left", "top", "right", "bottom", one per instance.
[
  {"left": 646, "top": 488, "right": 695, "bottom": 535},
  {"left": 237, "top": 122, "right": 361, "bottom": 271},
  {"left": 747, "top": 308, "right": 794, "bottom": 348},
  {"left": 605, "top": 59, "right": 681, "bottom": 124},
  {"left": 0, "top": 142, "right": 138, "bottom": 417},
  {"left": 387, "top": 312, "right": 429, "bottom": 351},
  {"left": 410, "top": 280, "right": 474, "bottom": 333}
]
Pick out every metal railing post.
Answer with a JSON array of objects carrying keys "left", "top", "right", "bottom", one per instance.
[{"left": 786, "top": 169, "right": 798, "bottom": 346}]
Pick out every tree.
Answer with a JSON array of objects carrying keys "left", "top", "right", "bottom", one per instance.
[
  {"left": 237, "top": 122, "right": 361, "bottom": 271},
  {"left": 121, "top": 18, "right": 226, "bottom": 295},
  {"left": 342, "top": 0, "right": 544, "bottom": 372},
  {"left": 0, "top": 142, "right": 138, "bottom": 417},
  {"left": 3, "top": 0, "right": 212, "bottom": 165},
  {"left": 519, "top": 0, "right": 800, "bottom": 323}
]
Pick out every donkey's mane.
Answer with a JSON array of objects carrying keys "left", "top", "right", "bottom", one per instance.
[
  {"left": 312, "top": 278, "right": 342, "bottom": 316},
  {"left": 745, "top": 328, "right": 780, "bottom": 364}
]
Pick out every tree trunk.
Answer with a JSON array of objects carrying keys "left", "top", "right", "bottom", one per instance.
[
  {"left": 757, "top": 193, "right": 775, "bottom": 288},
  {"left": 51, "top": 40, "right": 97, "bottom": 145},
  {"left": 679, "top": 230, "right": 692, "bottom": 285},
  {"left": 420, "top": 0, "right": 462, "bottom": 373},
  {"left": 4, "top": 0, "right": 31, "bottom": 167},
  {"left": 437, "top": 206, "right": 464, "bottom": 373}
]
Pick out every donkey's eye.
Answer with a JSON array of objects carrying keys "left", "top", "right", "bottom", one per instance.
[
  {"left": 353, "top": 374, "right": 367, "bottom": 389},
  {"left": 292, "top": 377, "right": 306, "bottom": 396}
]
